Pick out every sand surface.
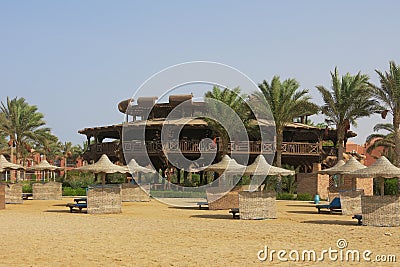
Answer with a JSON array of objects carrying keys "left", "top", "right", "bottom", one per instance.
[{"left": 0, "top": 198, "right": 399, "bottom": 266}]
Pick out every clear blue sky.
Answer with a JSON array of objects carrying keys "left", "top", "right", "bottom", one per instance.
[{"left": 1, "top": 1, "right": 399, "bottom": 145}]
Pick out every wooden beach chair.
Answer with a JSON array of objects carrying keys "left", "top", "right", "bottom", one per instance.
[
  {"left": 316, "top": 197, "right": 341, "bottom": 214},
  {"left": 66, "top": 197, "right": 87, "bottom": 213},
  {"left": 352, "top": 214, "right": 362, "bottom": 225}
]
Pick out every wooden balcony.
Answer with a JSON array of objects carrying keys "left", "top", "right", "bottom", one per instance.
[
  {"left": 120, "top": 140, "right": 321, "bottom": 156},
  {"left": 83, "top": 140, "right": 331, "bottom": 163}
]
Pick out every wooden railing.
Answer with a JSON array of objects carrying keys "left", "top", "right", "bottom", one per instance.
[{"left": 118, "top": 140, "right": 321, "bottom": 156}]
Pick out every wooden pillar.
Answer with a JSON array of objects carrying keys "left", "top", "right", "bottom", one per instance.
[
  {"left": 183, "top": 170, "right": 188, "bottom": 185},
  {"left": 199, "top": 171, "right": 204, "bottom": 185},
  {"left": 177, "top": 168, "right": 181, "bottom": 185}
]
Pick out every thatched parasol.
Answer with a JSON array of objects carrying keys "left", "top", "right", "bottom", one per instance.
[
  {"left": 126, "top": 159, "right": 156, "bottom": 174},
  {"left": 28, "top": 159, "right": 61, "bottom": 171},
  {"left": 349, "top": 156, "right": 400, "bottom": 195},
  {"left": 318, "top": 160, "right": 345, "bottom": 175},
  {"left": 74, "top": 154, "right": 128, "bottom": 184},
  {"left": 204, "top": 155, "right": 246, "bottom": 174},
  {"left": 245, "top": 155, "right": 294, "bottom": 176},
  {"left": 333, "top": 157, "right": 366, "bottom": 174},
  {"left": 27, "top": 159, "right": 61, "bottom": 182},
  {"left": 244, "top": 155, "right": 295, "bottom": 191},
  {"left": 0, "top": 155, "right": 25, "bottom": 170}
]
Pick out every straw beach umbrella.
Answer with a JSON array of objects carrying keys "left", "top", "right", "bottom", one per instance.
[
  {"left": 349, "top": 156, "right": 400, "bottom": 195},
  {"left": 245, "top": 155, "right": 295, "bottom": 191},
  {"left": 126, "top": 159, "right": 156, "bottom": 174},
  {"left": 204, "top": 155, "right": 246, "bottom": 174},
  {"left": 126, "top": 158, "right": 156, "bottom": 184},
  {"left": 245, "top": 155, "right": 295, "bottom": 176},
  {"left": 318, "top": 160, "right": 345, "bottom": 175},
  {"left": 28, "top": 159, "right": 61, "bottom": 181},
  {"left": 332, "top": 157, "right": 366, "bottom": 174},
  {"left": 0, "top": 154, "right": 25, "bottom": 181},
  {"left": 74, "top": 154, "right": 128, "bottom": 185}
]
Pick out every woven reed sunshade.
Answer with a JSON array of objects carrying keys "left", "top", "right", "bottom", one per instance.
[
  {"left": 333, "top": 157, "right": 366, "bottom": 174},
  {"left": 75, "top": 154, "right": 128, "bottom": 174},
  {"left": 318, "top": 160, "right": 346, "bottom": 175},
  {"left": 0, "top": 155, "right": 25, "bottom": 170},
  {"left": 245, "top": 155, "right": 294, "bottom": 176},
  {"left": 126, "top": 159, "right": 156, "bottom": 174},
  {"left": 204, "top": 155, "right": 246, "bottom": 174},
  {"left": 28, "top": 159, "right": 60, "bottom": 171},
  {"left": 349, "top": 156, "right": 400, "bottom": 195}
]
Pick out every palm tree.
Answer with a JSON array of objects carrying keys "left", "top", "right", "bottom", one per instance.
[
  {"left": 204, "top": 86, "right": 251, "bottom": 154},
  {"left": 34, "top": 132, "right": 60, "bottom": 161},
  {"left": 0, "top": 132, "right": 8, "bottom": 155},
  {"left": 365, "top": 123, "right": 395, "bottom": 161},
  {"left": 316, "top": 68, "right": 379, "bottom": 160},
  {"left": 61, "top": 141, "right": 73, "bottom": 178},
  {"left": 369, "top": 61, "right": 400, "bottom": 166},
  {"left": 256, "top": 76, "right": 319, "bottom": 167},
  {"left": 0, "top": 97, "right": 52, "bottom": 164}
]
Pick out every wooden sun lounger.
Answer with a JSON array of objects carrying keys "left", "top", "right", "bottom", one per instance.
[
  {"left": 196, "top": 201, "right": 208, "bottom": 210},
  {"left": 229, "top": 208, "right": 240, "bottom": 219},
  {"left": 66, "top": 203, "right": 87, "bottom": 213},
  {"left": 22, "top": 193, "right": 33, "bottom": 200},
  {"left": 74, "top": 197, "right": 87, "bottom": 203},
  {"left": 352, "top": 214, "right": 362, "bottom": 225},
  {"left": 316, "top": 197, "right": 341, "bottom": 214}
]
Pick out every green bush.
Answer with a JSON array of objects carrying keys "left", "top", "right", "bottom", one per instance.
[
  {"left": 22, "top": 183, "right": 32, "bottom": 193},
  {"left": 62, "top": 187, "right": 87, "bottom": 196},
  {"left": 296, "top": 193, "right": 313, "bottom": 201},
  {"left": 277, "top": 192, "right": 295, "bottom": 200}
]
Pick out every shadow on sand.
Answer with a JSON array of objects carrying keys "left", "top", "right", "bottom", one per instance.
[
  {"left": 302, "top": 220, "right": 357, "bottom": 226},
  {"left": 190, "top": 214, "right": 236, "bottom": 220}
]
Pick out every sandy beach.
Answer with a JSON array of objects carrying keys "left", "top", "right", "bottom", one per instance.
[{"left": 0, "top": 198, "right": 399, "bottom": 267}]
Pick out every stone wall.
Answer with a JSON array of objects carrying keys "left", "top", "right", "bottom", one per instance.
[
  {"left": 121, "top": 183, "right": 150, "bottom": 202},
  {"left": 5, "top": 183, "right": 23, "bottom": 204},
  {"left": 32, "top": 182, "right": 62, "bottom": 200},
  {"left": 87, "top": 185, "right": 122, "bottom": 214},
  {"left": 297, "top": 173, "right": 329, "bottom": 200}
]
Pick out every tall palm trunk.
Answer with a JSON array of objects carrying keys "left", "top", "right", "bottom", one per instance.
[
  {"left": 336, "top": 124, "right": 346, "bottom": 161},
  {"left": 63, "top": 156, "right": 68, "bottom": 179},
  {"left": 394, "top": 112, "right": 400, "bottom": 191},
  {"left": 276, "top": 128, "right": 283, "bottom": 167}
]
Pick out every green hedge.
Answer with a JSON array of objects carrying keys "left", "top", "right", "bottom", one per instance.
[
  {"left": 62, "top": 187, "right": 87, "bottom": 196},
  {"left": 296, "top": 193, "right": 313, "bottom": 201}
]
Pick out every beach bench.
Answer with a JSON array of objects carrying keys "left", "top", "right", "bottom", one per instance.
[
  {"left": 74, "top": 197, "right": 87, "bottom": 203},
  {"left": 22, "top": 193, "right": 33, "bottom": 200},
  {"left": 66, "top": 203, "right": 87, "bottom": 213},
  {"left": 316, "top": 197, "right": 341, "bottom": 214},
  {"left": 196, "top": 201, "right": 208, "bottom": 210},
  {"left": 229, "top": 208, "right": 240, "bottom": 219},
  {"left": 352, "top": 214, "right": 362, "bottom": 225}
]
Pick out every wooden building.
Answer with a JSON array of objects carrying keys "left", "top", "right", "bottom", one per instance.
[{"left": 79, "top": 94, "right": 356, "bottom": 175}]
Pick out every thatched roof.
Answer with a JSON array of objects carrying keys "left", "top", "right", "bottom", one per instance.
[
  {"left": 28, "top": 159, "right": 60, "bottom": 171},
  {"left": 204, "top": 155, "right": 246, "bottom": 174},
  {"left": 126, "top": 159, "right": 156, "bottom": 174},
  {"left": 333, "top": 157, "right": 366, "bottom": 174},
  {"left": 0, "top": 155, "right": 25, "bottom": 170},
  {"left": 349, "top": 156, "right": 400, "bottom": 178},
  {"left": 318, "top": 160, "right": 346, "bottom": 175},
  {"left": 75, "top": 154, "right": 128, "bottom": 174},
  {"left": 245, "top": 155, "right": 294, "bottom": 176}
]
